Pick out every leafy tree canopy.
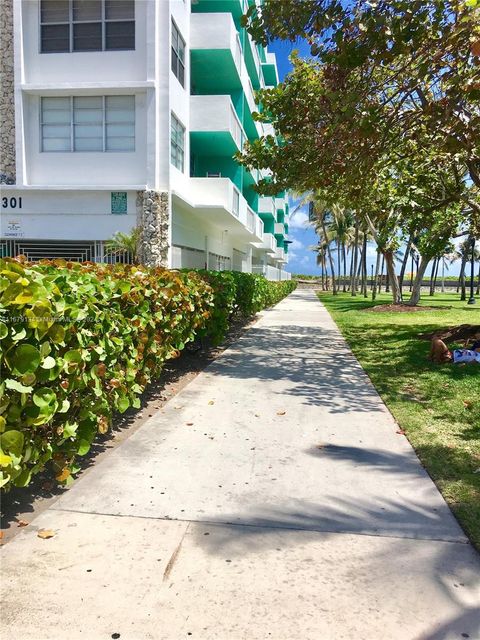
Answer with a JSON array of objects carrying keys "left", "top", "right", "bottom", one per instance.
[{"left": 240, "top": 0, "right": 480, "bottom": 231}]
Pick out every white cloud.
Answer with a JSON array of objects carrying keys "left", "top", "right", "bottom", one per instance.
[
  {"left": 288, "top": 211, "right": 310, "bottom": 229},
  {"left": 289, "top": 238, "right": 304, "bottom": 250}
]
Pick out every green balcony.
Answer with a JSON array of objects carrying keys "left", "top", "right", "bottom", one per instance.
[
  {"left": 274, "top": 222, "right": 285, "bottom": 239},
  {"left": 262, "top": 63, "right": 278, "bottom": 87},
  {"left": 243, "top": 32, "right": 262, "bottom": 89},
  {"left": 192, "top": 0, "right": 249, "bottom": 23},
  {"left": 191, "top": 13, "right": 243, "bottom": 94},
  {"left": 258, "top": 196, "right": 276, "bottom": 223},
  {"left": 190, "top": 95, "right": 246, "bottom": 159}
]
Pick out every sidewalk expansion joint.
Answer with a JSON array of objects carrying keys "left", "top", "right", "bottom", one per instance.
[{"left": 50, "top": 507, "right": 470, "bottom": 546}]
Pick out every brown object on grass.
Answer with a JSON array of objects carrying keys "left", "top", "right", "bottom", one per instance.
[{"left": 429, "top": 338, "right": 452, "bottom": 364}]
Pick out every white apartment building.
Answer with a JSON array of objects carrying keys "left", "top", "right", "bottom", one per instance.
[{"left": 0, "top": 0, "right": 290, "bottom": 279}]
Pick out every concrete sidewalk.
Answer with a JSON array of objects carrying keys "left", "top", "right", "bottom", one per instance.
[{"left": 2, "top": 290, "right": 479, "bottom": 640}]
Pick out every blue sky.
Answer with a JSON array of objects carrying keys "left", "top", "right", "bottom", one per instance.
[{"left": 268, "top": 40, "right": 466, "bottom": 278}]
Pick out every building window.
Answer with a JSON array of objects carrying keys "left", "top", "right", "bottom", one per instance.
[
  {"left": 41, "top": 95, "right": 135, "bottom": 152},
  {"left": 170, "top": 114, "right": 185, "bottom": 171},
  {"left": 171, "top": 21, "right": 185, "bottom": 87},
  {"left": 40, "top": 0, "right": 135, "bottom": 53}
]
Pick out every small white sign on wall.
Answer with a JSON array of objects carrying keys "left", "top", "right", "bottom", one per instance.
[{"left": 3, "top": 220, "right": 25, "bottom": 238}]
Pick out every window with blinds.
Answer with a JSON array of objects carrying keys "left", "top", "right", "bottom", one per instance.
[
  {"left": 40, "top": 0, "right": 135, "bottom": 53},
  {"left": 171, "top": 114, "right": 185, "bottom": 172},
  {"left": 171, "top": 21, "right": 185, "bottom": 87},
  {"left": 41, "top": 96, "right": 135, "bottom": 152}
]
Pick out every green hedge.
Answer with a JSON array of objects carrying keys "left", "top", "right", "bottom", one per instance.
[{"left": 0, "top": 258, "right": 296, "bottom": 490}]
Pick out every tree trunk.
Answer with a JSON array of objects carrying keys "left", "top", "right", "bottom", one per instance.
[
  {"left": 477, "top": 262, "right": 480, "bottom": 296},
  {"left": 356, "top": 246, "right": 363, "bottom": 279},
  {"left": 321, "top": 216, "right": 337, "bottom": 295},
  {"left": 348, "top": 246, "right": 354, "bottom": 292},
  {"left": 429, "top": 257, "right": 438, "bottom": 296},
  {"left": 383, "top": 251, "right": 402, "bottom": 303},
  {"left": 337, "top": 242, "right": 342, "bottom": 293},
  {"left": 379, "top": 256, "right": 384, "bottom": 292},
  {"left": 431, "top": 257, "right": 440, "bottom": 295},
  {"left": 342, "top": 244, "right": 347, "bottom": 292},
  {"left": 459, "top": 251, "right": 468, "bottom": 301},
  {"left": 406, "top": 256, "right": 430, "bottom": 306},
  {"left": 351, "top": 219, "right": 360, "bottom": 296},
  {"left": 398, "top": 236, "right": 412, "bottom": 292},
  {"left": 457, "top": 255, "right": 467, "bottom": 293},
  {"left": 362, "top": 234, "right": 368, "bottom": 298},
  {"left": 372, "top": 250, "right": 381, "bottom": 302}
]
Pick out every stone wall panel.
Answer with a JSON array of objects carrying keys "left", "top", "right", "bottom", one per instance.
[
  {"left": 136, "top": 190, "right": 170, "bottom": 267},
  {"left": 0, "top": 0, "right": 15, "bottom": 184}
]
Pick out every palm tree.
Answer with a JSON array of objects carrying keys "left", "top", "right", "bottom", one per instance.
[
  {"left": 452, "top": 239, "right": 479, "bottom": 300},
  {"left": 326, "top": 207, "right": 355, "bottom": 292},
  {"left": 291, "top": 192, "right": 339, "bottom": 294},
  {"left": 105, "top": 228, "right": 141, "bottom": 264},
  {"left": 312, "top": 242, "right": 329, "bottom": 290},
  {"left": 313, "top": 205, "right": 338, "bottom": 294}
]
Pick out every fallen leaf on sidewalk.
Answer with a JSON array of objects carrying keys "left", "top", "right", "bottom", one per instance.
[
  {"left": 276, "top": 411, "right": 286, "bottom": 416},
  {"left": 186, "top": 422, "right": 194, "bottom": 426},
  {"left": 38, "top": 529, "right": 55, "bottom": 539},
  {"left": 254, "top": 414, "right": 259, "bottom": 417},
  {"left": 174, "top": 406, "right": 183, "bottom": 410},
  {"left": 0, "top": 531, "right": 4, "bottom": 539},
  {"left": 396, "top": 430, "right": 405, "bottom": 435},
  {"left": 208, "top": 400, "right": 215, "bottom": 405},
  {"left": 17, "top": 520, "right": 29, "bottom": 527}
]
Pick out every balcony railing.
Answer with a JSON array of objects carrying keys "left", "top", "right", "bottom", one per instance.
[
  {"left": 258, "top": 196, "right": 276, "bottom": 218},
  {"left": 187, "top": 177, "right": 261, "bottom": 241},
  {"left": 246, "top": 206, "right": 256, "bottom": 232},
  {"left": 252, "top": 264, "right": 291, "bottom": 281},
  {"left": 249, "top": 34, "right": 262, "bottom": 79},
  {"left": 256, "top": 215, "right": 264, "bottom": 239},
  {"left": 263, "top": 232, "right": 276, "bottom": 253},
  {"left": 235, "top": 33, "right": 242, "bottom": 74},
  {"left": 232, "top": 187, "right": 240, "bottom": 218},
  {"left": 230, "top": 103, "right": 245, "bottom": 150},
  {"left": 190, "top": 95, "right": 246, "bottom": 152}
]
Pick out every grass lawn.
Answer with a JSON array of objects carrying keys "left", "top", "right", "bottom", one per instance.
[{"left": 319, "top": 291, "right": 480, "bottom": 549}]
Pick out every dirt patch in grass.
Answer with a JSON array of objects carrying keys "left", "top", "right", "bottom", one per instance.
[
  {"left": 418, "top": 324, "right": 480, "bottom": 342},
  {"left": 364, "top": 303, "right": 451, "bottom": 313}
]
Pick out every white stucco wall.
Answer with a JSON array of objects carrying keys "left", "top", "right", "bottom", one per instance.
[
  {"left": 23, "top": 92, "right": 148, "bottom": 186},
  {"left": 0, "top": 189, "right": 137, "bottom": 240},
  {"left": 20, "top": 0, "right": 148, "bottom": 84}
]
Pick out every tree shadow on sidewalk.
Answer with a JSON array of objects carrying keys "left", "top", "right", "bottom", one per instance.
[
  {"left": 193, "top": 498, "right": 480, "bottom": 638},
  {"left": 304, "top": 443, "right": 426, "bottom": 476},
  {"left": 207, "top": 324, "right": 387, "bottom": 414},
  {"left": 195, "top": 497, "right": 465, "bottom": 553}
]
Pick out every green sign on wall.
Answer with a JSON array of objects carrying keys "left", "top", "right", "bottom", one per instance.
[{"left": 111, "top": 192, "right": 127, "bottom": 214}]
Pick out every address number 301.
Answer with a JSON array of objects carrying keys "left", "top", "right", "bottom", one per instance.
[{"left": 2, "top": 197, "right": 23, "bottom": 209}]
